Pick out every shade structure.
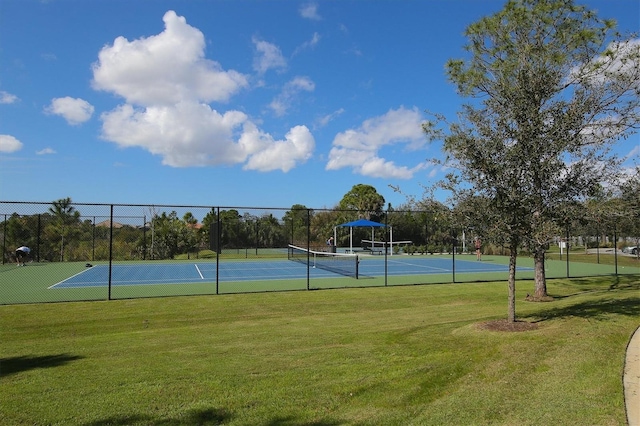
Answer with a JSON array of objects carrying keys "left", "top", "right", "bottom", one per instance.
[
  {"left": 337, "top": 219, "right": 387, "bottom": 228},
  {"left": 335, "top": 219, "right": 387, "bottom": 254}
]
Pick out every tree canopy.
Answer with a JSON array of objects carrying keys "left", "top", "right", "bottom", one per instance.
[
  {"left": 424, "top": 0, "right": 640, "bottom": 321},
  {"left": 338, "top": 184, "right": 386, "bottom": 221}
]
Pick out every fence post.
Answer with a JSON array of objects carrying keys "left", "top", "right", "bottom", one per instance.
[
  {"left": 215, "top": 206, "right": 220, "bottom": 295},
  {"left": 614, "top": 227, "right": 618, "bottom": 276},
  {"left": 384, "top": 212, "right": 388, "bottom": 287},
  {"left": 306, "top": 209, "right": 311, "bottom": 291},
  {"left": 92, "top": 216, "right": 96, "bottom": 262},
  {"left": 36, "top": 214, "right": 41, "bottom": 263},
  {"left": 565, "top": 226, "right": 570, "bottom": 278},
  {"left": 142, "top": 215, "right": 147, "bottom": 261},
  {"left": 2, "top": 215, "right": 6, "bottom": 265},
  {"left": 108, "top": 205, "right": 114, "bottom": 301},
  {"left": 452, "top": 228, "right": 457, "bottom": 283}
]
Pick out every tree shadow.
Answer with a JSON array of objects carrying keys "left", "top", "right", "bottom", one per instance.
[
  {"left": 546, "top": 275, "right": 639, "bottom": 300},
  {"left": 84, "top": 408, "right": 232, "bottom": 425},
  {"left": 0, "top": 353, "right": 84, "bottom": 378},
  {"left": 85, "top": 410, "right": 346, "bottom": 426},
  {"left": 524, "top": 297, "right": 640, "bottom": 322},
  {"left": 263, "top": 416, "right": 344, "bottom": 426}
]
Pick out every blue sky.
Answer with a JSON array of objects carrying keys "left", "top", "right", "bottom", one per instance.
[{"left": 1, "top": 0, "right": 638, "bottom": 210}]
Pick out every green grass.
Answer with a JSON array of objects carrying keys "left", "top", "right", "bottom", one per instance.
[{"left": 1, "top": 275, "right": 639, "bottom": 425}]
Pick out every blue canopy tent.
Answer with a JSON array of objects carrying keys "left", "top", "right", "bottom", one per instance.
[{"left": 335, "top": 219, "right": 387, "bottom": 254}]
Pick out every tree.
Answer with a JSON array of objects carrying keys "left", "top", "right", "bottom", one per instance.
[
  {"left": 310, "top": 210, "right": 341, "bottom": 246},
  {"left": 3, "top": 213, "right": 34, "bottom": 262},
  {"left": 338, "top": 184, "right": 385, "bottom": 221},
  {"left": 617, "top": 168, "right": 640, "bottom": 254},
  {"left": 182, "top": 212, "right": 201, "bottom": 257},
  {"left": 424, "top": 0, "right": 640, "bottom": 321},
  {"left": 150, "top": 211, "right": 182, "bottom": 259},
  {"left": 283, "top": 204, "right": 312, "bottom": 246},
  {"left": 48, "top": 197, "right": 81, "bottom": 261}
]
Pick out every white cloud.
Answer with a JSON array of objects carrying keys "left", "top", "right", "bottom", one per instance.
[
  {"left": 269, "top": 76, "right": 315, "bottom": 116},
  {"left": 36, "top": 148, "right": 56, "bottom": 155},
  {"left": 101, "top": 102, "right": 248, "bottom": 167},
  {"left": 101, "top": 101, "right": 315, "bottom": 171},
  {"left": 92, "top": 10, "right": 249, "bottom": 105},
  {"left": 591, "top": 38, "right": 640, "bottom": 84},
  {"left": 299, "top": 3, "right": 321, "bottom": 21},
  {"left": 293, "top": 32, "right": 321, "bottom": 56},
  {"left": 45, "top": 97, "right": 94, "bottom": 125},
  {"left": 326, "top": 106, "right": 427, "bottom": 179},
  {"left": 241, "top": 124, "right": 315, "bottom": 172},
  {"left": 0, "top": 135, "right": 23, "bottom": 153},
  {"left": 316, "top": 108, "right": 345, "bottom": 128},
  {"left": 0, "top": 91, "right": 19, "bottom": 104},
  {"left": 625, "top": 143, "right": 640, "bottom": 161},
  {"left": 93, "top": 11, "right": 315, "bottom": 173},
  {"left": 41, "top": 53, "right": 57, "bottom": 61},
  {"left": 252, "top": 37, "right": 287, "bottom": 74}
]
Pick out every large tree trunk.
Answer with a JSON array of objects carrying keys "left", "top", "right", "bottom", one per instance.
[
  {"left": 532, "top": 247, "right": 548, "bottom": 300},
  {"left": 507, "top": 245, "right": 517, "bottom": 322}
]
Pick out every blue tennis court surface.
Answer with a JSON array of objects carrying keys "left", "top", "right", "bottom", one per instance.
[
  {"left": 50, "top": 257, "right": 530, "bottom": 288},
  {"left": 365, "top": 257, "right": 527, "bottom": 277}
]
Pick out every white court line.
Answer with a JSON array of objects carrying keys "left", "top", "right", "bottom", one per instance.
[
  {"left": 194, "top": 264, "right": 204, "bottom": 279},
  {"left": 48, "top": 266, "right": 101, "bottom": 289}
]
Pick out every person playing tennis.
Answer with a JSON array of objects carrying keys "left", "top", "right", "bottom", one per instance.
[{"left": 16, "top": 246, "right": 31, "bottom": 266}]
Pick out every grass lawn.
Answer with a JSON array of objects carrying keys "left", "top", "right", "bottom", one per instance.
[{"left": 1, "top": 275, "right": 639, "bottom": 425}]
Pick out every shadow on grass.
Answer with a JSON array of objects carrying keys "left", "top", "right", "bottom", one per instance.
[
  {"left": 84, "top": 409, "right": 344, "bottom": 426},
  {"left": 84, "top": 408, "right": 232, "bottom": 426},
  {"left": 525, "top": 297, "right": 640, "bottom": 322},
  {"left": 264, "top": 416, "right": 344, "bottom": 426},
  {"left": 0, "top": 353, "right": 84, "bottom": 378},
  {"left": 548, "top": 275, "right": 639, "bottom": 300}
]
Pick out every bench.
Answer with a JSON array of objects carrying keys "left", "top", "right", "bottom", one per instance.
[{"left": 361, "top": 244, "right": 383, "bottom": 255}]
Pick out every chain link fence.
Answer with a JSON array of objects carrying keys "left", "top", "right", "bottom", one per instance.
[{"left": 1, "top": 201, "right": 638, "bottom": 304}]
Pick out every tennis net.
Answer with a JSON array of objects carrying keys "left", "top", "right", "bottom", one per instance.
[{"left": 288, "top": 244, "right": 359, "bottom": 279}]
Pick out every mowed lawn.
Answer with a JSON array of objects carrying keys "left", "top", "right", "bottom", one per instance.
[{"left": 1, "top": 276, "right": 639, "bottom": 425}]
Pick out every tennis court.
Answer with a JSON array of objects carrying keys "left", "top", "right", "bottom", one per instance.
[
  {"left": 50, "top": 260, "right": 336, "bottom": 288},
  {"left": 49, "top": 255, "right": 528, "bottom": 289}
]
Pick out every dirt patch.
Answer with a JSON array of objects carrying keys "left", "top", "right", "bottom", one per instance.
[{"left": 478, "top": 319, "right": 539, "bottom": 332}]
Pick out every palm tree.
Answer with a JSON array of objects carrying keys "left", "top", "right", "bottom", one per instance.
[{"left": 48, "top": 197, "right": 80, "bottom": 261}]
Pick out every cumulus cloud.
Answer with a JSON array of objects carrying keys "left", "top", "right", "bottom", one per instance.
[
  {"left": 0, "top": 91, "right": 19, "bottom": 104},
  {"left": 92, "top": 10, "right": 315, "bottom": 172},
  {"left": 252, "top": 37, "right": 287, "bottom": 74},
  {"left": 0, "top": 135, "right": 23, "bottom": 153},
  {"left": 241, "top": 124, "right": 315, "bottom": 172},
  {"left": 45, "top": 97, "right": 94, "bottom": 125},
  {"left": 299, "top": 3, "right": 321, "bottom": 20},
  {"left": 269, "top": 76, "right": 315, "bottom": 116},
  {"left": 92, "top": 10, "right": 249, "bottom": 105},
  {"left": 579, "top": 38, "right": 640, "bottom": 86},
  {"left": 326, "top": 107, "right": 428, "bottom": 179},
  {"left": 100, "top": 102, "right": 315, "bottom": 170}
]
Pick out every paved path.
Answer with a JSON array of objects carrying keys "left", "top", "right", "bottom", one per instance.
[{"left": 625, "top": 325, "right": 640, "bottom": 426}]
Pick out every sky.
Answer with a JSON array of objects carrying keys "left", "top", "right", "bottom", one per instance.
[{"left": 0, "top": 0, "right": 638, "bottom": 212}]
